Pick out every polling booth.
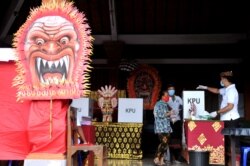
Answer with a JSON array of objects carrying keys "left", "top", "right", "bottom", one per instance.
[
  {"left": 93, "top": 98, "right": 144, "bottom": 159},
  {"left": 69, "top": 97, "right": 95, "bottom": 166},
  {"left": 183, "top": 91, "right": 225, "bottom": 165},
  {"left": 71, "top": 98, "right": 94, "bottom": 125},
  {"left": 68, "top": 95, "right": 144, "bottom": 160}
]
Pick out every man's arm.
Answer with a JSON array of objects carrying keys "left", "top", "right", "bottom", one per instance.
[
  {"left": 196, "top": 85, "right": 220, "bottom": 94},
  {"left": 207, "top": 86, "right": 220, "bottom": 94}
]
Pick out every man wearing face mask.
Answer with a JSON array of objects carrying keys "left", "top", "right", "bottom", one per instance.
[
  {"left": 153, "top": 90, "right": 173, "bottom": 165},
  {"left": 167, "top": 84, "right": 187, "bottom": 164},
  {"left": 196, "top": 71, "right": 240, "bottom": 126},
  {"left": 196, "top": 71, "right": 240, "bottom": 165}
]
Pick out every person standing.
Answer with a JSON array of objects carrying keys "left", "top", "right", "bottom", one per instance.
[
  {"left": 196, "top": 71, "right": 240, "bottom": 165},
  {"left": 167, "top": 84, "right": 187, "bottom": 163},
  {"left": 153, "top": 90, "right": 173, "bottom": 165}
]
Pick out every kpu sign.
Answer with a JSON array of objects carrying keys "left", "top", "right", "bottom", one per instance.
[
  {"left": 183, "top": 91, "right": 205, "bottom": 120},
  {"left": 118, "top": 98, "right": 143, "bottom": 123}
]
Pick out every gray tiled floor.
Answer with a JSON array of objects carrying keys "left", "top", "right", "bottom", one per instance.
[
  {"left": 105, "top": 158, "right": 189, "bottom": 166},
  {"left": 93, "top": 153, "right": 189, "bottom": 166}
]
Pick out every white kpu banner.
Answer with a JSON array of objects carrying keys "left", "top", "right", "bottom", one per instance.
[
  {"left": 183, "top": 91, "right": 205, "bottom": 120},
  {"left": 118, "top": 98, "right": 143, "bottom": 123}
]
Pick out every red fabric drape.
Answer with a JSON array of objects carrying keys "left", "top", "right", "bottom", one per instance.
[
  {"left": 0, "top": 62, "right": 31, "bottom": 159},
  {"left": 0, "top": 62, "right": 68, "bottom": 159},
  {"left": 28, "top": 100, "right": 68, "bottom": 154}
]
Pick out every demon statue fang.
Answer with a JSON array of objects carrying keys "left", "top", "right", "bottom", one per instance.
[
  {"left": 97, "top": 85, "right": 118, "bottom": 122},
  {"left": 12, "top": 0, "right": 93, "bottom": 101}
]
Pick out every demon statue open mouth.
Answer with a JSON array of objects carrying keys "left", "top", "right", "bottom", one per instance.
[{"left": 12, "top": 1, "right": 93, "bottom": 100}]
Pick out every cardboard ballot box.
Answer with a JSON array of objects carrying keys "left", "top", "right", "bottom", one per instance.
[
  {"left": 183, "top": 91, "right": 205, "bottom": 120},
  {"left": 118, "top": 98, "right": 143, "bottom": 123}
]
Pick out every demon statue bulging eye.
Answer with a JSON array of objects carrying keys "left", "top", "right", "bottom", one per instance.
[
  {"left": 12, "top": 1, "right": 93, "bottom": 101},
  {"left": 25, "top": 16, "right": 77, "bottom": 87}
]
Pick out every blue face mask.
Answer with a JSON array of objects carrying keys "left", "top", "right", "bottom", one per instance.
[
  {"left": 168, "top": 89, "right": 175, "bottom": 96},
  {"left": 220, "top": 81, "right": 224, "bottom": 87}
]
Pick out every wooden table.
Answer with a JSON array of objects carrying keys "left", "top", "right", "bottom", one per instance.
[{"left": 221, "top": 128, "right": 250, "bottom": 166}]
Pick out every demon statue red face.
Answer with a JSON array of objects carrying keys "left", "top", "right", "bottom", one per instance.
[{"left": 12, "top": 0, "right": 93, "bottom": 101}]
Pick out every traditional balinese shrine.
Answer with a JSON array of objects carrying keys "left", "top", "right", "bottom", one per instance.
[{"left": 1, "top": 0, "right": 250, "bottom": 166}]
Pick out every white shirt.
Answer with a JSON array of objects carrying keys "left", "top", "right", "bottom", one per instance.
[
  {"left": 219, "top": 84, "right": 240, "bottom": 121},
  {"left": 168, "top": 95, "right": 183, "bottom": 122}
]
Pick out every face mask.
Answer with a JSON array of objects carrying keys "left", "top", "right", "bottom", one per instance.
[
  {"left": 220, "top": 80, "right": 224, "bottom": 87},
  {"left": 168, "top": 90, "right": 175, "bottom": 96},
  {"left": 162, "top": 96, "right": 170, "bottom": 102}
]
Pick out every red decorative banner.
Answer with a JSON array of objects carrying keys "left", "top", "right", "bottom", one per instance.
[{"left": 185, "top": 120, "right": 225, "bottom": 165}]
